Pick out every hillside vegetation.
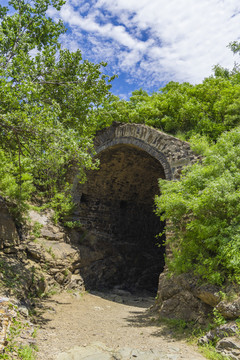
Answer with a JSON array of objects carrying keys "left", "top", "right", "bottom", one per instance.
[{"left": 1, "top": 0, "right": 240, "bottom": 287}]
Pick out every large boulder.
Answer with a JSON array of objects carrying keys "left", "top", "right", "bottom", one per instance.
[
  {"left": 155, "top": 273, "right": 212, "bottom": 322},
  {"left": 156, "top": 271, "right": 240, "bottom": 326}
]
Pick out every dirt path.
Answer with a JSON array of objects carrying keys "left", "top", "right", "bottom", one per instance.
[{"left": 36, "top": 290, "right": 206, "bottom": 360}]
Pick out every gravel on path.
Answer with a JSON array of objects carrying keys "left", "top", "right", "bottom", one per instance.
[{"left": 36, "top": 290, "right": 206, "bottom": 360}]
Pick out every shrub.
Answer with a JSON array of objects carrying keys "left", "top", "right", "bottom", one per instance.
[{"left": 155, "top": 128, "right": 240, "bottom": 285}]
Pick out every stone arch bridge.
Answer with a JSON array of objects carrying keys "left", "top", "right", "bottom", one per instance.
[{"left": 73, "top": 123, "right": 198, "bottom": 293}]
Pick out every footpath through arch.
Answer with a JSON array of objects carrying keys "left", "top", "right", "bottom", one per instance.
[{"left": 73, "top": 123, "right": 198, "bottom": 293}]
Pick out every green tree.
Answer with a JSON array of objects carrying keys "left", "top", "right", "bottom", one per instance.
[
  {"left": 0, "top": 0, "right": 114, "bottom": 217},
  {"left": 93, "top": 71, "right": 240, "bottom": 141}
]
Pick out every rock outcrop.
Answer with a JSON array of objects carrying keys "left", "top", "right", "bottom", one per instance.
[
  {"left": 25, "top": 209, "right": 84, "bottom": 292},
  {"left": 155, "top": 272, "right": 240, "bottom": 359},
  {"left": 155, "top": 273, "right": 212, "bottom": 323},
  {"left": 156, "top": 272, "right": 240, "bottom": 322},
  {"left": 0, "top": 203, "right": 84, "bottom": 303}
]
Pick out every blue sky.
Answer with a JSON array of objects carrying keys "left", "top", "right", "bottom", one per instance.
[
  {"left": 49, "top": 0, "right": 240, "bottom": 99},
  {"left": 3, "top": 0, "right": 240, "bottom": 99}
]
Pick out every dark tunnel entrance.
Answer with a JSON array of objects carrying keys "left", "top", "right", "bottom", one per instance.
[{"left": 76, "top": 144, "right": 166, "bottom": 293}]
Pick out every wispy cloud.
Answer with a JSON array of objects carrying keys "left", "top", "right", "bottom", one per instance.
[{"left": 49, "top": 0, "right": 240, "bottom": 91}]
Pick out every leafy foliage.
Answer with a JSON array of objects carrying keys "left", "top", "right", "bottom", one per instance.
[
  {"left": 155, "top": 129, "right": 240, "bottom": 285},
  {"left": 93, "top": 74, "right": 240, "bottom": 141},
  {"left": 0, "top": 0, "right": 115, "bottom": 218}
]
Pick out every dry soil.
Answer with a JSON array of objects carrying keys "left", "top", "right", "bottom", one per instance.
[{"left": 36, "top": 290, "right": 206, "bottom": 360}]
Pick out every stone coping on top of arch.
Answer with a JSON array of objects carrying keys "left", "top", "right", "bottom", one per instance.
[{"left": 94, "top": 123, "right": 199, "bottom": 180}]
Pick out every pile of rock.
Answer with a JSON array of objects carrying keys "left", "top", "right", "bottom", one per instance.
[{"left": 199, "top": 322, "right": 240, "bottom": 360}]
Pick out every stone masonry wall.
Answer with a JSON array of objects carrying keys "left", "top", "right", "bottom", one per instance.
[
  {"left": 72, "top": 123, "right": 199, "bottom": 292},
  {"left": 94, "top": 123, "right": 200, "bottom": 180},
  {"left": 73, "top": 144, "right": 166, "bottom": 292}
]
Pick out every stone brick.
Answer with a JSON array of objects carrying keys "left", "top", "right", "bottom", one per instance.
[{"left": 71, "top": 124, "right": 199, "bottom": 293}]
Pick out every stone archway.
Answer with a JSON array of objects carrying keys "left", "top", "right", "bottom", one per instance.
[{"left": 72, "top": 123, "right": 198, "bottom": 293}]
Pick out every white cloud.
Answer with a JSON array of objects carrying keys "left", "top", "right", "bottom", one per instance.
[{"left": 51, "top": 0, "right": 240, "bottom": 89}]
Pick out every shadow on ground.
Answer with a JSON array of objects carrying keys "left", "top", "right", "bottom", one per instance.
[
  {"left": 89, "top": 289, "right": 156, "bottom": 309},
  {"left": 124, "top": 308, "right": 197, "bottom": 341}
]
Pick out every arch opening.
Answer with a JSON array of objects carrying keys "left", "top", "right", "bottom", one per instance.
[{"left": 76, "top": 144, "right": 166, "bottom": 293}]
